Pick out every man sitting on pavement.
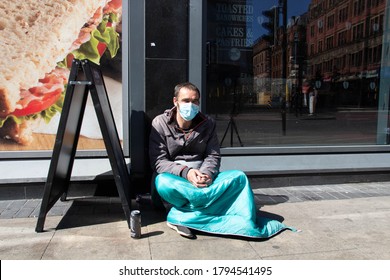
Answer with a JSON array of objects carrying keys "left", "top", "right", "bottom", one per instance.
[{"left": 149, "top": 82, "right": 295, "bottom": 239}]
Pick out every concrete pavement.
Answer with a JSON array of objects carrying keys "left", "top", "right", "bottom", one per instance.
[{"left": 1, "top": 182, "right": 390, "bottom": 260}]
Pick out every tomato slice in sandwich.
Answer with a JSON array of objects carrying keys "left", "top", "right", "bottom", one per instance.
[
  {"left": 11, "top": 69, "right": 67, "bottom": 117},
  {"left": 12, "top": 90, "right": 62, "bottom": 117}
]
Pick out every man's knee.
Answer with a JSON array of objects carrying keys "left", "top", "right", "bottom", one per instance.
[
  {"left": 151, "top": 172, "right": 165, "bottom": 210},
  {"left": 222, "top": 169, "right": 247, "bottom": 180}
]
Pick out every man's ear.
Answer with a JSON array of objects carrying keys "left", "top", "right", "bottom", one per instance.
[{"left": 173, "top": 97, "right": 178, "bottom": 106}]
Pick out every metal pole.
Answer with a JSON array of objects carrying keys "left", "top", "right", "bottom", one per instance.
[
  {"left": 294, "top": 32, "right": 299, "bottom": 116},
  {"left": 281, "top": 0, "right": 287, "bottom": 83},
  {"left": 279, "top": 0, "right": 287, "bottom": 135}
]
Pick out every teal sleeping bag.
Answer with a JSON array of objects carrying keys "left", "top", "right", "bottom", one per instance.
[{"left": 155, "top": 170, "right": 296, "bottom": 238}]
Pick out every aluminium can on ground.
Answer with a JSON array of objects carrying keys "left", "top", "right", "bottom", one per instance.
[{"left": 130, "top": 210, "right": 141, "bottom": 238}]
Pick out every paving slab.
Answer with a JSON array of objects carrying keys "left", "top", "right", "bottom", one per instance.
[
  {"left": 0, "top": 216, "right": 61, "bottom": 260},
  {"left": 42, "top": 219, "right": 152, "bottom": 260},
  {"left": 149, "top": 232, "right": 261, "bottom": 260}
]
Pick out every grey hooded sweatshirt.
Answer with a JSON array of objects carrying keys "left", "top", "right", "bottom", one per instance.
[{"left": 149, "top": 107, "right": 221, "bottom": 180}]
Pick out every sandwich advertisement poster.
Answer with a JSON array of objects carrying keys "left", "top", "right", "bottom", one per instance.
[{"left": 0, "top": 0, "right": 123, "bottom": 152}]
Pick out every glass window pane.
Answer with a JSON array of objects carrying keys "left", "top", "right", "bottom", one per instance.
[{"left": 206, "top": 0, "right": 388, "bottom": 147}]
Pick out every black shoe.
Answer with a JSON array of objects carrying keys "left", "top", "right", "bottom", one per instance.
[{"left": 167, "top": 222, "right": 194, "bottom": 238}]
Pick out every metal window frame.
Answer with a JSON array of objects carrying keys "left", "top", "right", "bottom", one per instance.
[{"left": 3, "top": 0, "right": 390, "bottom": 178}]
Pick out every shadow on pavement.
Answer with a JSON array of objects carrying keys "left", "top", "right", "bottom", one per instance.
[{"left": 54, "top": 195, "right": 167, "bottom": 231}]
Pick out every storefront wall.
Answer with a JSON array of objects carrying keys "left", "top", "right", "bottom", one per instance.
[
  {"left": 2, "top": 0, "right": 390, "bottom": 188},
  {"left": 139, "top": 0, "right": 390, "bottom": 190}
]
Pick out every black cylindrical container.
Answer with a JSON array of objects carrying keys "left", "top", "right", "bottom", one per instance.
[{"left": 130, "top": 210, "right": 141, "bottom": 238}]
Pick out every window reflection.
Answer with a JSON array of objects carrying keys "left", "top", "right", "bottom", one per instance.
[{"left": 206, "top": 0, "right": 388, "bottom": 147}]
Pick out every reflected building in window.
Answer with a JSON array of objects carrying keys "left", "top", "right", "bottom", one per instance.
[
  {"left": 306, "top": 0, "right": 385, "bottom": 109},
  {"left": 252, "top": 0, "right": 385, "bottom": 112}
]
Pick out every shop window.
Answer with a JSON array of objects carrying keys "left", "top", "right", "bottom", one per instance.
[{"left": 205, "top": 0, "right": 389, "bottom": 148}]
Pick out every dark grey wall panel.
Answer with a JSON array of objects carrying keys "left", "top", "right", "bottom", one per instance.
[
  {"left": 145, "top": 0, "right": 188, "bottom": 59},
  {"left": 146, "top": 59, "right": 188, "bottom": 119}
]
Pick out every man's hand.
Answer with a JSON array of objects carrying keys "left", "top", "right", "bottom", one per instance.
[{"left": 187, "top": 169, "right": 212, "bottom": 188}]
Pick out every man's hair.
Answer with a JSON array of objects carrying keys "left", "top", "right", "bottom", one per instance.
[{"left": 174, "top": 82, "right": 200, "bottom": 98}]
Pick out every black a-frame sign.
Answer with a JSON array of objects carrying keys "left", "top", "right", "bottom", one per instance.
[{"left": 35, "top": 59, "right": 131, "bottom": 232}]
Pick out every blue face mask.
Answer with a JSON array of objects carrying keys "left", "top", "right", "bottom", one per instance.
[{"left": 178, "top": 102, "right": 199, "bottom": 121}]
